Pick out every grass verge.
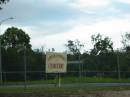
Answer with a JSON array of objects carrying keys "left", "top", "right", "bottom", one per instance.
[{"left": 4, "top": 77, "right": 130, "bottom": 84}]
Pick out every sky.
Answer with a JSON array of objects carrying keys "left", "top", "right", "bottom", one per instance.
[{"left": 0, "top": 0, "right": 130, "bottom": 52}]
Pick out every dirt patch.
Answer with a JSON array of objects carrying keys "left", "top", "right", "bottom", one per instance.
[{"left": 0, "top": 91, "right": 130, "bottom": 97}]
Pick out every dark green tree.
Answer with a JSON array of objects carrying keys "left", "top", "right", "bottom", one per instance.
[
  {"left": 0, "top": 0, "right": 9, "bottom": 9},
  {"left": 1, "top": 27, "right": 31, "bottom": 49},
  {"left": 65, "top": 40, "right": 84, "bottom": 60},
  {"left": 65, "top": 39, "right": 84, "bottom": 55},
  {"left": 0, "top": 27, "right": 31, "bottom": 81},
  {"left": 122, "top": 32, "right": 130, "bottom": 52},
  {"left": 91, "top": 33, "right": 113, "bottom": 55},
  {"left": 121, "top": 33, "right": 130, "bottom": 78}
]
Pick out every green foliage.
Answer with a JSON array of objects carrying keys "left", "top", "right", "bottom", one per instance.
[
  {"left": 91, "top": 33, "right": 113, "bottom": 55},
  {"left": 82, "top": 52, "right": 117, "bottom": 72},
  {"left": 65, "top": 40, "right": 84, "bottom": 55},
  {"left": 0, "top": 0, "right": 9, "bottom": 9},
  {"left": 65, "top": 40, "right": 84, "bottom": 60},
  {"left": 1, "top": 27, "right": 46, "bottom": 81},
  {"left": 2, "top": 47, "right": 46, "bottom": 81},
  {"left": 122, "top": 32, "right": 130, "bottom": 52},
  {"left": 0, "top": 0, "right": 9, "bottom": 4},
  {"left": 0, "top": 27, "right": 130, "bottom": 81},
  {"left": 1, "top": 27, "right": 31, "bottom": 49}
]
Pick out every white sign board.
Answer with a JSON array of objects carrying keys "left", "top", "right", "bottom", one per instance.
[{"left": 46, "top": 52, "right": 67, "bottom": 73}]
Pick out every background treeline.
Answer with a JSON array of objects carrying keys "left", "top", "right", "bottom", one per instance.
[{"left": 0, "top": 27, "right": 130, "bottom": 81}]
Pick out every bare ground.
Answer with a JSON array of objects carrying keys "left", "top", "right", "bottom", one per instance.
[{"left": 0, "top": 90, "right": 130, "bottom": 97}]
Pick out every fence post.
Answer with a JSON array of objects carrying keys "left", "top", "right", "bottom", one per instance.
[
  {"left": 78, "top": 54, "right": 81, "bottom": 78},
  {"left": 24, "top": 46, "right": 27, "bottom": 90},
  {"left": 117, "top": 52, "right": 121, "bottom": 80}
]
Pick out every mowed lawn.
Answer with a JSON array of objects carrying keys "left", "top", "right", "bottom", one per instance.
[
  {"left": 0, "top": 77, "right": 130, "bottom": 93},
  {"left": 2, "top": 77, "right": 130, "bottom": 85}
]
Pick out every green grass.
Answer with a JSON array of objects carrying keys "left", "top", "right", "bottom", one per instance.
[
  {"left": 30, "top": 76, "right": 130, "bottom": 84},
  {"left": 3, "top": 76, "right": 130, "bottom": 85},
  {"left": 1, "top": 77, "right": 130, "bottom": 93},
  {"left": 61, "top": 76, "right": 130, "bottom": 83}
]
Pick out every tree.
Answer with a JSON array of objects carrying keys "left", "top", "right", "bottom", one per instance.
[
  {"left": 0, "top": 0, "right": 9, "bottom": 9},
  {"left": 65, "top": 39, "right": 84, "bottom": 55},
  {"left": 121, "top": 32, "right": 130, "bottom": 52},
  {"left": 1, "top": 27, "right": 31, "bottom": 49},
  {"left": 91, "top": 33, "right": 113, "bottom": 55}
]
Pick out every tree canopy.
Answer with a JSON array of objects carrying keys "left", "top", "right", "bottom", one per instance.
[
  {"left": 1, "top": 27, "right": 31, "bottom": 49},
  {"left": 0, "top": 0, "right": 9, "bottom": 9},
  {"left": 65, "top": 39, "right": 84, "bottom": 55},
  {"left": 91, "top": 33, "right": 113, "bottom": 55},
  {"left": 122, "top": 32, "right": 130, "bottom": 52},
  {"left": 0, "top": 27, "right": 130, "bottom": 80}
]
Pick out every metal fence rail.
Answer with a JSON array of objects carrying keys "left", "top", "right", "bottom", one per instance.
[{"left": 0, "top": 70, "right": 130, "bottom": 87}]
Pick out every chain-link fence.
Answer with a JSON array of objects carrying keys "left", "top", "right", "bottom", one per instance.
[
  {"left": 1, "top": 69, "right": 130, "bottom": 88},
  {"left": 0, "top": 49, "right": 130, "bottom": 89}
]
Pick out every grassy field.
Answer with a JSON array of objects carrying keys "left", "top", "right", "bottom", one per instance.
[
  {"left": 3, "top": 76, "right": 130, "bottom": 85},
  {"left": 60, "top": 77, "right": 130, "bottom": 83},
  {"left": 5, "top": 77, "right": 130, "bottom": 84},
  {"left": 0, "top": 77, "right": 130, "bottom": 93}
]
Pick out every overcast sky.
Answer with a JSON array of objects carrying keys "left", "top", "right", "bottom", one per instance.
[{"left": 0, "top": 0, "right": 130, "bottom": 52}]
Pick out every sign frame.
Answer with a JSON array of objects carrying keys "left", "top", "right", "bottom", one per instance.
[{"left": 46, "top": 52, "right": 67, "bottom": 73}]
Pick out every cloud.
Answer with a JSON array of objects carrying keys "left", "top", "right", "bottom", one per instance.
[
  {"left": 30, "top": 14, "right": 130, "bottom": 51},
  {"left": 0, "top": 0, "right": 80, "bottom": 25},
  {"left": 70, "top": 0, "right": 111, "bottom": 11},
  {"left": 118, "top": 0, "right": 130, "bottom": 4},
  {"left": 1, "top": 0, "right": 130, "bottom": 52},
  {"left": 67, "top": 15, "right": 130, "bottom": 48}
]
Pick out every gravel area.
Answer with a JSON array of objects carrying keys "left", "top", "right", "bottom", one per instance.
[{"left": 0, "top": 90, "right": 130, "bottom": 97}]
